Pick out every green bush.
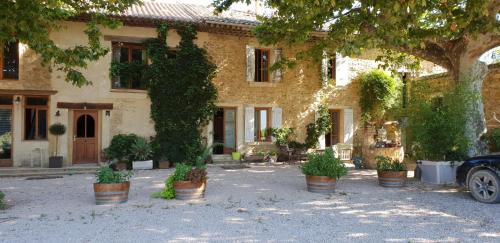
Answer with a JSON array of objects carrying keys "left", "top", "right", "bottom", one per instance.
[
  {"left": 49, "top": 123, "right": 66, "bottom": 136},
  {"left": 153, "top": 162, "right": 207, "bottom": 200},
  {"left": 130, "top": 137, "right": 152, "bottom": 161},
  {"left": 358, "top": 69, "right": 399, "bottom": 122},
  {"left": 406, "top": 82, "right": 476, "bottom": 161},
  {"left": 95, "top": 167, "right": 133, "bottom": 184},
  {"left": 104, "top": 134, "right": 138, "bottom": 162},
  {"left": 376, "top": 156, "right": 406, "bottom": 171},
  {"left": 483, "top": 128, "right": 500, "bottom": 152},
  {"left": 270, "top": 127, "right": 294, "bottom": 146},
  {"left": 301, "top": 148, "right": 347, "bottom": 179},
  {"left": 304, "top": 104, "right": 331, "bottom": 148}
]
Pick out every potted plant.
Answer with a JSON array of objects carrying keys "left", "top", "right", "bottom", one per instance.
[
  {"left": 352, "top": 154, "right": 363, "bottom": 170},
  {"left": 131, "top": 137, "right": 153, "bottom": 170},
  {"left": 104, "top": 134, "right": 138, "bottom": 170},
  {"left": 301, "top": 148, "right": 348, "bottom": 193},
  {"left": 376, "top": 156, "right": 407, "bottom": 187},
  {"left": 231, "top": 151, "right": 241, "bottom": 161},
  {"left": 49, "top": 123, "right": 66, "bottom": 168},
  {"left": 93, "top": 166, "right": 133, "bottom": 205}
]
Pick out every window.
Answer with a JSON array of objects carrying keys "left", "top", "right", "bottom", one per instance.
[
  {"left": 327, "top": 57, "right": 336, "bottom": 80},
  {"left": 0, "top": 96, "right": 12, "bottom": 160},
  {"left": 111, "top": 42, "right": 146, "bottom": 89},
  {"left": 1, "top": 41, "right": 19, "bottom": 80},
  {"left": 325, "top": 110, "right": 341, "bottom": 147},
  {"left": 255, "top": 49, "right": 270, "bottom": 82},
  {"left": 254, "top": 107, "right": 271, "bottom": 141},
  {"left": 24, "top": 96, "right": 48, "bottom": 140}
]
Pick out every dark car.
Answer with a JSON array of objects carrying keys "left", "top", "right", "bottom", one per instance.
[{"left": 457, "top": 154, "right": 500, "bottom": 203}]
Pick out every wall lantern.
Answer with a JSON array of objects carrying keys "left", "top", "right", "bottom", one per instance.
[
  {"left": 14, "top": 96, "right": 21, "bottom": 104},
  {"left": 55, "top": 110, "right": 61, "bottom": 117},
  {"left": 105, "top": 110, "right": 111, "bottom": 117}
]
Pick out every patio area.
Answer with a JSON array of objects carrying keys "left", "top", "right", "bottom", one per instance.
[{"left": 0, "top": 165, "right": 499, "bottom": 242}]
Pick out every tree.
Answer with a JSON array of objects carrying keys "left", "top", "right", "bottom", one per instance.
[
  {"left": 214, "top": 0, "right": 500, "bottom": 155},
  {"left": 0, "top": 0, "right": 141, "bottom": 87}
]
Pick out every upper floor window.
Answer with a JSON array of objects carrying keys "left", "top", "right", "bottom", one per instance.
[
  {"left": 24, "top": 96, "right": 48, "bottom": 140},
  {"left": 111, "top": 42, "right": 146, "bottom": 90},
  {"left": 255, "top": 49, "right": 270, "bottom": 82},
  {"left": 327, "top": 57, "right": 336, "bottom": 80},
  {"left": 1, "top": 41, "right": 19, "bottom": 80}
]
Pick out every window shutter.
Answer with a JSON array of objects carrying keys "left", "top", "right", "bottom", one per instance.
[
  {"left": 272, "top": 49, "right": 283, "bottom": 82},
  {"left": 246, "top": 45, "right": 255, "bottom": 82},
  {"left": 336, "top": 53, "right": 350, "bottom": 87},
  {"left": 271, "top": 107, "right": 283, "bottom": 142},
  {"left": 321, "top": 51, "right": 328, "bottom": 85},
  {"left": 245, "top": 106, "right": 255, "bottom": 143},
  {"left": 315, "top": 111, "right": 326, "bottom": 149},
  {"left": 343, "top": 108, "right": 354, "bottom": 144},
  {"left": 112, "top": 46, "right": 121, "bottom": 62}
]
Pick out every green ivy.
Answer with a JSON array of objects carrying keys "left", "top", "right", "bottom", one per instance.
[
  {"left": 109, "top": 61, "right": 148, "bottom": 88},
  {"left": 144, "top": 23, "right": 218, "bottom": 164},
  {"left": 358, "top": 70, "right": 400, "bottom": 123}
]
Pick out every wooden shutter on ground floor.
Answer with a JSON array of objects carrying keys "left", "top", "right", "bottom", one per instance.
[
  {"left": 272, "top": 49, "right": 283, "bottom": 82},
  {"left": 245, "top": 106, "right": 255, "bottom": 143},
  {"left": 343, "top": 108, "right": 354, "bottom": 144},
  {"left": 246, "top": 45, "right": 255, "bottom": 82},
  {"left": 271, "top": 107, "right": 282, "bottom": 142}
]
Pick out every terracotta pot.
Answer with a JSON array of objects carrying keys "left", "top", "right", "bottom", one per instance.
[
  {"left": 93, "top": 182, "right": 130, "bottom": 205},
  {"left": 158, "top": 160, "right": 171, "bottom": 169},
  {"left": 305, "top": 175, "right": 336, "bottom": 193},
  {"left": 377, "top": 170, "right": 407, "bottom": 187},
  {"left": 173, "top": 180, "right": 206, "bottom": 200}
]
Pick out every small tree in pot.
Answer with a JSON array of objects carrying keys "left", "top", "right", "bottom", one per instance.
[
  {"left": 94, "top": 166, "right": 133, "bottom": 205},
  {"left": 104, "top": 134, "right": 138, "bottom": 170},
  {"left": 301, "top": 148, "right": 348, "bottom": 193},
  {"left": 376, "top": 156, "right": 407, "bottom": 188},
  {"left": 49, "top": 123, "right": 66, "bottom": 168}
]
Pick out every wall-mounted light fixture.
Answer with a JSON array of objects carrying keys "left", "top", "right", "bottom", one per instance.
[
  {"left": 105, "top": 110, "right": 111, "bottom": 117},
  {"left": 14, "top": 96, "right": 21, "bottom": 105},
  {"left": 55, "top": 110, "right": 61, "bottom": 117}
]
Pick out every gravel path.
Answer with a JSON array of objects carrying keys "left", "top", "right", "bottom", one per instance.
[{"left": 0, "top": 165, "right": 499, "bottom": 242}]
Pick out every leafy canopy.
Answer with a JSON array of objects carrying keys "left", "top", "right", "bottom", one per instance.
[
  {"left": 358, "top": 69, "right": 400, "bottom": 122},
  {"left": 0, "top": 0, "right": 141, "bottom": 86}
]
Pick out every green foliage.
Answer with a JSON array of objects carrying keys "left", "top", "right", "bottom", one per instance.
[
  {"left": 483, "top": 128, "right": 500, "bottom": 152},
  {"left": 95, "top": 166, "right": 132, "bottom": 184},
  {"left": 301, "top": 148, "right": 348, "bottom": 179},
  {"left": 0, "top": 0, "right": 141, "bottom": 86},
  {"left": 172, "top": 163, "right": 191, "bottom": 182},
  {"left": 305, "top": 104, "right": 331, "bottom": 148},
  {"left": 376, "top": 156, "right": 406, "bottom": 172},
  {"left": 0, "top": 191, "right": 5, "bottom": 210},
  {"left": 130, "top": 137, "right": 152, "bottom": 161},
  {"left": 145, "top": 23, "right": 218, "bottom": 164},
  {"left": 152, "top": 176, "right": 175, "bottom": 199},
  {"left": 358, "top": 70, "right": 400, "bottom": 122},
  {"left": 153, "top": 162, "right": 207, "bottom": 200},
  {"left": 270, "top": 127, "right": 294, "bottom": 146},
  {"left": 406, "top": 81, "right": 477, "bottom": 161},
  {"left": 49, "top": 123, "right": 66, "bottom": 136},
  {"left": 104, "top": 134, "right": 138, "bottom": 162},
  {"left": 109, "top": 61, "right": 148, "bottom": 89}
]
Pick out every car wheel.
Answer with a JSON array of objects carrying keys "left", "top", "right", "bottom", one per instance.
[{"left": 468, "top": 170, "right": 500, "bottom": 203}]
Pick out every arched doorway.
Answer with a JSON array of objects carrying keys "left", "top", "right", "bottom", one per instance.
[{"left": 73, "top": 110, "right": 98, "bottom": 164}]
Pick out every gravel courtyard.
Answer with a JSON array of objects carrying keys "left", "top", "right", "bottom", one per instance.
[{"left": 1, "top": 165, "right": 499, "bottom": 243}]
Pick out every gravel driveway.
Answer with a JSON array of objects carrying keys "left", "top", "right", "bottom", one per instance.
[{"left": 0, "top": 165, "right": 499, "bottom": 242}]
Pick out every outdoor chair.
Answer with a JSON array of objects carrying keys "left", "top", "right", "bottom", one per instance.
[{"left": 332, "top": 143, "right": 353, "bottom": 161}]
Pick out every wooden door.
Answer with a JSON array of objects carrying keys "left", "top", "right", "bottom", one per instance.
[
  {"left": 212, "top": 107, "right": 237, "bottom": 154},
  {"left": 325, "top": 110, "right": 341, "bottom": 147},
  {"left": 73, "top": 110, "right": 98, "bottom": 164}
]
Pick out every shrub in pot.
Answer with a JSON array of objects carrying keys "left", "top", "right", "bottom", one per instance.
[
  {"left": 376, "top": 156, "right": 407, "bottom": 187},
  {"left": 93, "top": 166, "right": 133, "bottom": 205},
  {"left": 104, "top": 134, "right": 138, "bottom": 170},
  {"left": 301, "top": 148, "right": 348, "bottom": 193},
  {"left": 49, "top": 123, "right": 66, "bottom": 168},
  {"left": 131, "top": 137, "right": 153, "bottom": 170}
]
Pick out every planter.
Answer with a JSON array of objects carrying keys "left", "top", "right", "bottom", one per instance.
[
  {"left": 305, "top": 175, "right": 336, "bottom": 193},
  {"left": 158, "top": 160, "right": 171, "bottom": 169},
  {"left": 93, "top": 182, "right": 130, "bottom": 205},
  {"left": 115, "top": 161, "right": 128, "bottom": 171},
  {"left": 231, "top": 152, "right": 241, "bottom": 161},
  {"left": 417, "top": 160, "right": 464, "bottom": 185},
  {"left": 49, "top": 156, "right": 63, "bottom": 168},
  {"left": 133, "top": 160, "right": 153, "bottom": 170},
  {"left": 377, "top": 170, "right": 407, "bottom": 187},
  {"left": 173, "top": 180, "right": 206, "bottom": 200}
]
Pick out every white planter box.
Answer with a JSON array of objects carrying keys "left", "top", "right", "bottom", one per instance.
[
  {"left": 417, "top": 160, "right": 463, "bottom": 185},
  {"left": 132, "top": 160, "right": 153, "bottom": 170}
]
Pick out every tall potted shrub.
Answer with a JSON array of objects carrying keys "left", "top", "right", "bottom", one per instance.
[
  {"left": 131, "top": 137, "right": 153, "bottom": 170},
  {"left": 376, "top": 156, "right": 407, "bottom": 187},
  {"left": 104, "top": 134, "right": 138, "bottom": 170},
  {"left": 49, "top": 123, "right": 66, "bottom": 168},
  {"left": 301, "top": 148, "right": 348, "bottom": 193},
  {"left": 93, "top": 166, "right": 133, "bottom": 205}
]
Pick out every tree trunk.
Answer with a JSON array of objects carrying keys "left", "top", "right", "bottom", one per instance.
[{"left": 457, "top": 55, "right": 489, "bottom": 156}]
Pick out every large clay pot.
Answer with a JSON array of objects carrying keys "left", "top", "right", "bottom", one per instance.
[
  {"left": 377, "top": 170, "right": 407, "bottom": 187},
  {"left": 173, "top": 180, "right": 206, "bottom": 200},
  {"left": 93, "top": 182, "right": 130, "bottom": 205},
  {"left": 305, "top": 175, "right": 336, "bottom": 193}
]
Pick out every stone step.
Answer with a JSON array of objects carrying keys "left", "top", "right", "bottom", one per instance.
[
  {"left": 0, "top": 166, "right": 99, "bottom": 178},
  {"left": 211, "top": 155, "right": 234, "bottom": 162}
]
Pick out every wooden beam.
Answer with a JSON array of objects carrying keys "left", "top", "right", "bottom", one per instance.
[
  {"left": 0, "top": 89, "right": 57, "bottom": 95},
  {"left": 57, "top": 102, "right": 113, "bottom": 110}
]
